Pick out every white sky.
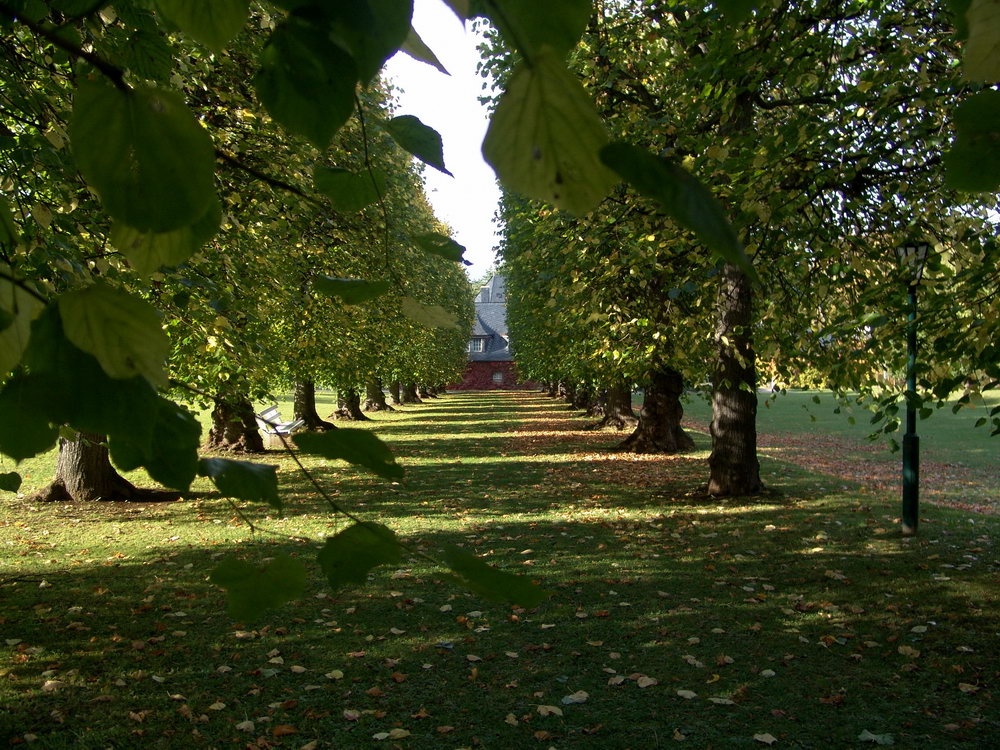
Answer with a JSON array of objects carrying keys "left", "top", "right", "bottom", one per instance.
[{"left": 384, "top": 0, "right": 500, "bottom": 281}]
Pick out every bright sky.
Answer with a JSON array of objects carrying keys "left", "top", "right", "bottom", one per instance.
[{"left": 384, "top": 0, "right": 500, "bottom": 281}]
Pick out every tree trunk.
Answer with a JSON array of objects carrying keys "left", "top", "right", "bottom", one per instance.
[
  {"left": 619, "top": 368, "right": 694, "bottom": 453},
  {"left": 401, "top": 382, "right": 422, "bottom": 404},
  {"left": 389, "top": 379, "right": 402, "bottom": 406},
  {"left": 562, "top": 382, "right": 576, "bottom": 405},
  {"left": 294, "top": 379, "right": 336, "bottom": 430},
  {"left": 334, "top": 388, "right": 370, "bottom": 420},
  {"left": 424, "top": 385, "right": 440, "bottom": 398},
  {"left": 572, "top": 384, "right": 594, "bottom": 411},
  {"left": 30, "top": 431, "right": 138, "bottom": 502},
  {"left": 417, "top": 384, "right": 431, "bottom": 399},
  {"left": 708, "top": 263, "right": 764, "bottom": 496},
  {"left": 546, "top": 381, "right": 558, "bottom": 397},
  {"left": 206, "top": 396, "right": 265, "bottom": 453},
  {"left": 587, "top": 383, "right": 637, "bottom": 430},
  {"left": 364, "top": 377, "right": 394, "bottom": 411}
]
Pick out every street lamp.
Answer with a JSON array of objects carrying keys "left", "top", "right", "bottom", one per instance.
[{"left": 895, "top": 241, "right": 930, "bottom": 535}]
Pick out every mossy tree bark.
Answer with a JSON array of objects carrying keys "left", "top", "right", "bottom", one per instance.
[
  {"left": 364, "top": 377, "right": 394, "bottom": 411},
  {"left": 401, "top": 382, "right": 422, "bottom": 404},
  {"left": 587, "top": 383, "right": 637, "bottom": 430},
  {"left": 709, "top": 264, "right": 763, "bottom": 496},
  {"left": 619, "top": 368, "right": 694, "bottom": 453},
  {"left": 294, "top": 380, "right": 336, "bottom": 431},
  {"left": 206, "top": 396, "right": 265, "bottom": 453},
  {"left": 334, "top": 388, "right": 370, "bottom": 420},
  {"left": 31, "top": 431, "right": 138, "bottom": 502}
]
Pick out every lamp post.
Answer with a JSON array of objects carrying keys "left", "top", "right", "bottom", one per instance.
[{"left": 896, "top": 241, "right": 929, "bottom": 535}]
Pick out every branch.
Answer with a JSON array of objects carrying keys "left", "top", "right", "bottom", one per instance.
[
  {"left": 214, "top": 149, "right": 322, "bottom": 208},
  {"left": 0, "top": 0, "right": 128, "bottom": 90},
  {"left": 0, "top": 268, "right": 48, "bottom": 304}
]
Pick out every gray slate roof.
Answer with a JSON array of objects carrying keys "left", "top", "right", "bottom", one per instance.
[{"left": 469, "top": 274, "right": 512, "bottom": 362}]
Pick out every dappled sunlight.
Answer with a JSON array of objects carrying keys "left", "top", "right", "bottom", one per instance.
[{"left": 1, "top": 390, "right": 997, "bottom": 749}]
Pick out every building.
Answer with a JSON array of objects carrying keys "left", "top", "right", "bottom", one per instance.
[{"left": 451, "top": 274, "right": 535, "bottom": 390}]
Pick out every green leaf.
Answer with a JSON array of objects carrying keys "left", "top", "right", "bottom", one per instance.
[
  {"left": 413, "top": 232, "right": 469, "bottom": 264},
  {"left": 313, "top": 277, "right": 391, "bottom": 304},
  {"left": 23, "top": 305, "right": 160, "bottom": 453},
  {"left": 945, "top": 90, "right": 1000, "bottom": 191},
  {"left": 155, "top": 0, "right": 249, "bottom": 51},
  {"left": 476, "top": 0, "right": 590, "bottom": 58},
  {"left": 401, "top": 296, "right": 459, "bottom": 328},
  {"left": 482, "top": 52, "right": 615, "bottom": 216},
  {"left": 599, "top": 142, "right": 755, "bottom": 280},
  {"left": 964, "top": 0, "right": 1000, "bottom": 81},
  {"left": 209, "top": 554, "right": 306, "bottom": 621},
  {"left": 0, "top": 472, "right": 21, "bottom": 493},
  {"left": 111, "top": 197, "right": 220, "bottom": 276},
  {"left": 313, "top": 166, "right": 385, "bottom": 212},
  {"left": 0, "top": 375, "right": 58, "bottom": 462},
  {"left": 385, "top": 115, "right": 452, "bottom": 176},
  {"left": 254, "top": 17, "right": 358, "bottom": 149},
  {"left": 443, "top": 0, "right": 469, "bottom": 19},
  {"left": 57, "top": 282, "right": 170, "bottom": 388},
  {"left": 323, "top": 0, "right": 413, "bottom": 83},
  {"left": 199, "top": 457, "right": 281, "bottom": 510},
  {"left": 0, "top": 263, "right": 45, "bottom": 377},
  {"left": 400, "top": 26, "right": 448, "bottom": 74},
  {"left": 318, "top": 522, "right": 402, "bottom": 590},
  {"left": 0, "top": 195, "right": 18, "bottom": 248},
  {"left": 715, "top": 0, "right": 758, "bottom": 22},
  {"left": 442, "top": 545, "right": 549, "bottom": 608},
  {"left": 69, "top": 80, "right": 216, "bottom": 232},
  {"left": 294, "top": 429, "right": 403, "bottom": 480},
  {"left": 115, "top": 29, "right": 174, "bottom": 82},
  {"left": 110, "top": 397, "right": 200, "bottom": 491}
]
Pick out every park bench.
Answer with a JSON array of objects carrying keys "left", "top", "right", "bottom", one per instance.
[{"left": 255, "top": 405, "right": 304, "bottom": 448}]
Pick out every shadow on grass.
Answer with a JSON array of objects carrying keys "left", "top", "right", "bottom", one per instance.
[{"left": 2, "top": 390, "right": 997, "bottom": 748}]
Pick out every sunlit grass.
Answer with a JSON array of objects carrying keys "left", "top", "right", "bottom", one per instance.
[{"left": 0, "top": 391, "right": 997, "bottom": 748}]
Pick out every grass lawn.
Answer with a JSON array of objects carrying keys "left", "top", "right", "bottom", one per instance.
[{"left": 1, "top": 391, "right": 998, "bottom": 748}]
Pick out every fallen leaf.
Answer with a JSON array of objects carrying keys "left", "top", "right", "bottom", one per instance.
[
  {"left": 505, "top": 713, "right": 518, "bottom": 726},
  {"left": 325, "top": 670, "right": 344, "bottom": 680},
  {"left": 272, "top": 724, "right": 296, "bottom": 737},
  {"left": 561, "top": 690, "right": 589, "bottom": 704},
  {"left": 207, "top": 702, "right": 225, "bottom": 711},
  {"left": 235, "top": 720, "right": 254, "bottom": 732},
  {"left": 637, "top": 676, "right": 658, "bottom": 688},
  {"left": 676, "top": 689, "right": 698, "bottom": 700},
  {"left": 958, "top": 683, "right": 980, "bottom": 694},
  {"left": 897, "top": 646, "right": 920, "bottom": 658},
  {"left": 709, "top": 697, "right": 735, "bottom": 705},
  {"left": 754, "top": 733, "right": 778, "bottom": 745},
  {"left": 858, "top": 729, "right": 895, "bottom": 745},
  {"left": 537, "top": 705, "right": 563, "bottom": 717},
  {"left": 343, "top": 710, "right": 360, "bottom": 721}
]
